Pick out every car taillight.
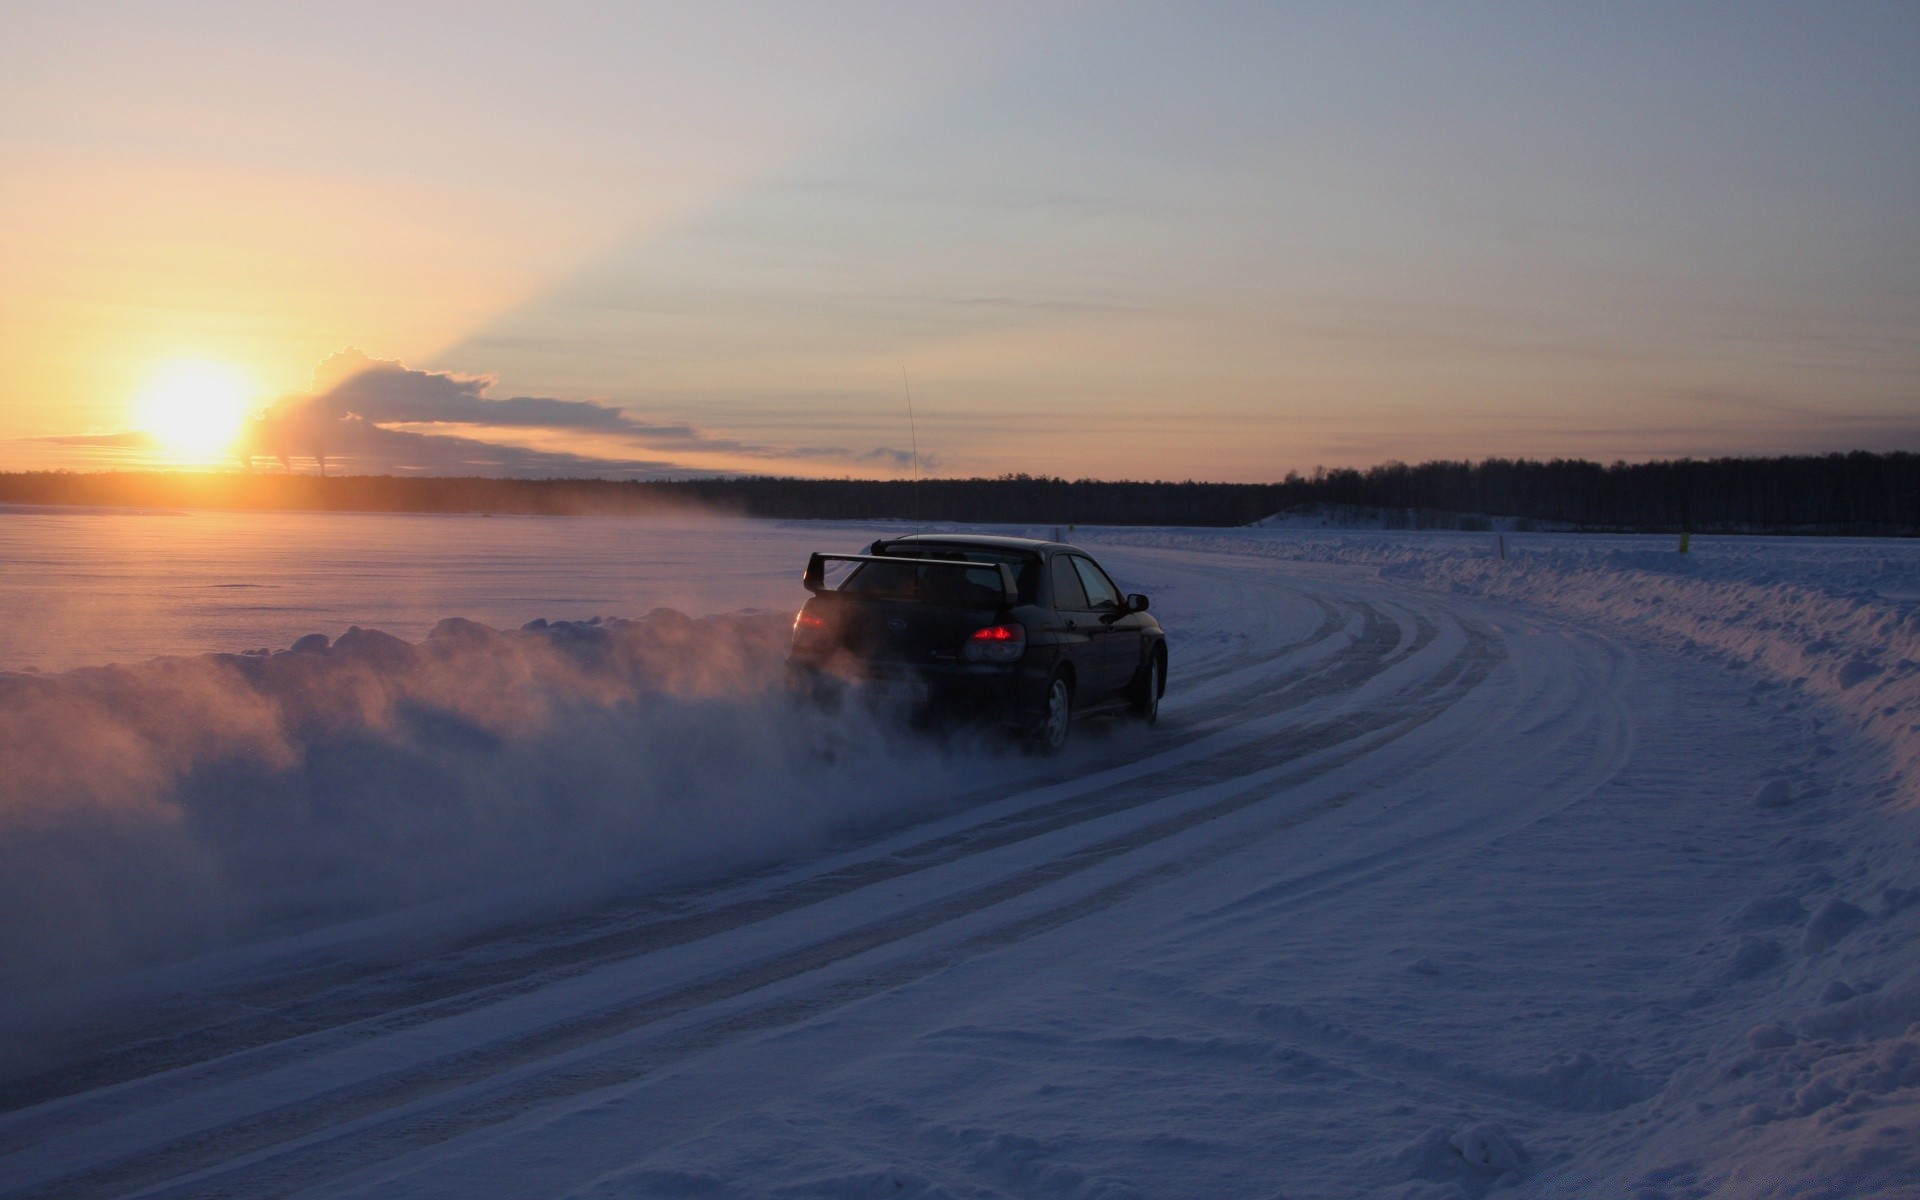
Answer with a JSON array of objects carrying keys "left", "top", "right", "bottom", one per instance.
[
  {"left": 792, "top": 609, "right": 829, "bottom": 650},
  {"left": 963, "top": 622, "right": 1026, "bottom": 663}
]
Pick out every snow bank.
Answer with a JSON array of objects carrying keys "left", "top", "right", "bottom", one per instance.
[
  {"left": 1080, "top": 527, "right": 1920, "bottom": 1195},
  {"left": 0, "top": 609, "right": 958, "bottom": 998},
  {"left": 1381, "top": 548, "right": 1920, "bottom": 794},
  {"left": 1091, "top": 530, "right": 1920, "bottom": 791}
]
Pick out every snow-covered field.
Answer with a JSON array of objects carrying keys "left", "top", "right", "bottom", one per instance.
[{"left": 2, "top": 510, "right": 1918, "bottom": 1199}]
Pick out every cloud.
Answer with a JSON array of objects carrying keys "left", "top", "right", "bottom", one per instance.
[
  {"left": 296, "top": 349, "right": 701, "bottom": 439},
  {"left": 238, "top": 350, "right": 921, "bottom": 477},
  {"left": 249, "top": 418, "right": 698, "bottom": 479},
  {"left": 26, "top": 432, "right": 158, "bottom": 447},
  {"left": 856, "top": 446, "right": 927, "bottom": 469}
]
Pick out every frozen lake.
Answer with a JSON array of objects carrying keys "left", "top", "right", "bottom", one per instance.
[
  {"left": 3, "top": 505, "right": 1915, "bottom": 673},
  {"left": 0, "top": 506, "right": 896, "bottom": 672}
]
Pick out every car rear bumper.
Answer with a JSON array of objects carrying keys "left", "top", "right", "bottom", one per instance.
[{"left": 787, "top": 657, "right": 1051, "bottom": 727}]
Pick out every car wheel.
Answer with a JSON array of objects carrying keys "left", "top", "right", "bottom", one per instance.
[
  {"left": 1129, "top": 651, "right": 1163, "bottom": 724},
  {"left": 1033, "top": 672, "right": 1073, "bottom": 753}
]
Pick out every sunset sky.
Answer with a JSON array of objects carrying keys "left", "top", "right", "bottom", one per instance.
[{"left": 2, "top": 2, "right": 1915, "bottom": 481}]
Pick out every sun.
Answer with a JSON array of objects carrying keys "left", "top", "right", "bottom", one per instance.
[{"left": 134, "top": 360, "right": 257, "bottom": 461}]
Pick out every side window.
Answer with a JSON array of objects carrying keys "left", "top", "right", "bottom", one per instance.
[
  {"left": 1049, "top": 554, "right": 1090, "bottom": 611},
  {"left": 1071, "top": 556, "right": 1123, "bottom": 609}
]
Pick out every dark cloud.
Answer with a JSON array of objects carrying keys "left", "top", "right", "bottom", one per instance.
[
  {"left": 294, "top": 350, "right": 699, "bottom": 438},
  {"left": 770, "top": 444, "right": 941, "bottom": 472},
  {"left": 228, "top": 351, "right": 702, "bottom": 476},
  {"left": 236, "top": 351, "right": 925, "bottom": 477},
  {"left": 856, "top": 446, "right": 930, "bottom": 469}
]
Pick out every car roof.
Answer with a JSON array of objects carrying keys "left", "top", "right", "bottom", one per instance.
[{"left": 877, "top": 533, "right": 1070, "bottom": 554}]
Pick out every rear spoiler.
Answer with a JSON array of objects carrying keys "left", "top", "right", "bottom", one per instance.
[{"left": 803, "top": 553, "right": 1019, "bottom": 606}]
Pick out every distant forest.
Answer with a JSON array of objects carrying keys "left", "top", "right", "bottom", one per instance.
[{"left": 1, "top": 451, "right": 1915, "bottom": 534}]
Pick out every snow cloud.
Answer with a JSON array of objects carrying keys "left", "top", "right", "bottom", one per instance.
[{"left": 0, "top": 609, "right": 994, "bottom": 1008}]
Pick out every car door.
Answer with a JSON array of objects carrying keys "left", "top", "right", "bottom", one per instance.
[
  {"left": 1068, "top": 554, "right": 1141, "bottom": 698},
  {"left": 1046, "top": 552, "right": 1105, "bottom": 693}
]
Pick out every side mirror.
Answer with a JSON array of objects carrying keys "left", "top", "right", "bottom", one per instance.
[{"left": 1127, "top": 593, "right": 1149, "bottom": 613}]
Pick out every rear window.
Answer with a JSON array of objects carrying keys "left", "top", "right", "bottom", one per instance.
[{"left": 841, "top": 545, "right": 1039, "bottom": 607}]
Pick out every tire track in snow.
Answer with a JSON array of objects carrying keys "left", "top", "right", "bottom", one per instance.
[
  {"left": 0, "top": 574, "right": 1399, "bottom": 1126},
  {"left": 3, "top": 600, "right": 1498, "bottom": 1200},
  {"left": 359, "top": 607, "right": 1643, "bottom": 1200},
  {"left": 0, "top": 589, "right": 1421, "bottom": 1194},
  {"left": 1132, "top": 623, "right": 1646, "bottom": 1121},
  {"left": 838, "top": 623, "right": 1643, "bottom": 1200}
]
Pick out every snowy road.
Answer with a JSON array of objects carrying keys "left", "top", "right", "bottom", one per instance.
[{"left": 3, "top": 529, "right": 1917, "bottom": 1198}]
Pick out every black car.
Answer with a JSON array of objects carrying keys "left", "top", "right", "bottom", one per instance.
[{"left": 787, "top": 534, "right": 1166, "bottom": 750}]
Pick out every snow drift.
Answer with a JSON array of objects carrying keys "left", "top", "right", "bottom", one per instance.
[
  {"left": 0, "top": 609, "right": 963, "bottom": 998},
  {"left": 1092, "top": 529, "right": 1920, "bottom": 792}
]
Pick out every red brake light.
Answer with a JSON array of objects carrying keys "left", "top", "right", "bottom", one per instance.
[
  {"left": 791, "top": 609, "right": 830, "bottom": 654},
  {"left": 964, "top": 622, "right": 1026, "bottom": 662}
]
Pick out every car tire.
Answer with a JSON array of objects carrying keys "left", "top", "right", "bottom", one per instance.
[
  {"left": 1128, "top": 650, "right": 1163, "bottom": 724},
  {"left": 1031, "top": 671, "right": 1073, "bottom": 754}
]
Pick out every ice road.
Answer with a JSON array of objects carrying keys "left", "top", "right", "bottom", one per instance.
[{"left": 2, "top": 521, "right": 1918, "bottom": 1199}]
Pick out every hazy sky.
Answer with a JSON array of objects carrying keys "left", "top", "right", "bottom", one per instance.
[{"left": 2, "top": 2, "right": 1915, "bottom": 480}]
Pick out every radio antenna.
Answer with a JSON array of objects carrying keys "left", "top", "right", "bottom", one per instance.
[{"left": 901, "top": 365, "right": 922, "bottom": 524}]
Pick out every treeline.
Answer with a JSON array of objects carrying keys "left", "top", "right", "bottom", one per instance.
[
  {"left": 1286, "top": 452, "right": 1920, "bottom": 533},
  {"left": 644, "top": 452, "right": 1920, "bottom": 530},
  {"left": 1, "top": 451, "right": 1914, "bottom": 532},
  {"left": 664, "top": 475, "right": 1289, "bottom": 527}
]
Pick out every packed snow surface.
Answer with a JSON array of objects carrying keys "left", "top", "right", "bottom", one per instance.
[{"left": 1, "top": 511, "right": 1917, "bottom": 1199}]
